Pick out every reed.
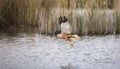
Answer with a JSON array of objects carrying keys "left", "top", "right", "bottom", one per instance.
[{"left": 0, "top": 0, "right": 120, "bottom": 35}]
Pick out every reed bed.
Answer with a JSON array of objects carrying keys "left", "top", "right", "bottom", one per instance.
[{"left": 0, "top": 0, "right": 120, "bottom": 35}]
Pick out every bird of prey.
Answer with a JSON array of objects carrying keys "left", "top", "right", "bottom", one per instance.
[{"left": 55, "top": 16, "right": 80, "bottom": 48}]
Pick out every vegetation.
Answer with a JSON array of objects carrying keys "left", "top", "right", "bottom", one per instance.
[{"left": 0, "top": 0, "right": 120, "bottom": 35}]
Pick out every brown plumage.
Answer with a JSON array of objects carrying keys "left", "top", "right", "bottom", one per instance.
[
  {"left": 57, "top": 33, "right": 80, "bottom": 48},
  {"left": 55, "top": 16, "right": 80, "bottom": 48}
]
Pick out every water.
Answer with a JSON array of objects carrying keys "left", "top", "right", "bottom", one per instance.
[{"left": 0, "top": 33, "right": 120, "bottom": 69}]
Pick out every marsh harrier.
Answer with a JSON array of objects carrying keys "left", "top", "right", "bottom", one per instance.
[{"left": 55, "top": 16, "right": 80, "bottom": 48}]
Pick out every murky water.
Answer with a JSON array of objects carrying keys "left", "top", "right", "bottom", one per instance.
[{"left": 0, "top": 33, "right": 120, "bottom": 69}]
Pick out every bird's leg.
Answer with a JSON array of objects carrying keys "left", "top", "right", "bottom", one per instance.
[
  {"left": 63, "top": 35, "right": 73, "bottom": 48},
  {"left": 59, "top": 34, "right": 73, "bottom": 48},
  {"left": 69, "top": 40, "right": 73, "bottom": 48}
]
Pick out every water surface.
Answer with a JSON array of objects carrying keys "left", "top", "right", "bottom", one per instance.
[{"left": 0, "top": 33, "right": 120, "bottom": 69}]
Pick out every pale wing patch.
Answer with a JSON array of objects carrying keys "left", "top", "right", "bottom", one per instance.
[{"left": 61, "top": 22, "right": 72, "bottom": 34}]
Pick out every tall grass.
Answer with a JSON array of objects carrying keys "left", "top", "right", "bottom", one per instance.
[{"left": 0, "top": 0, "right": 120, "bottom": 35}]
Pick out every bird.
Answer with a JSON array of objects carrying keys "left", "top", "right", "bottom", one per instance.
[{"left": 55, "top": 16, "right": 80, "bottom": 48}]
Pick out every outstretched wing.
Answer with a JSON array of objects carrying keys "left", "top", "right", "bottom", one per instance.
[{"left": 58, "top": 16, "right": 72, "bottom": 34}]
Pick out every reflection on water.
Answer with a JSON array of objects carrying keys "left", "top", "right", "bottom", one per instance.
[{"left": 0, "top": 33, "right": 120, "bottom": 69}]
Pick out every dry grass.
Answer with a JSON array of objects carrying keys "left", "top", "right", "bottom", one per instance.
[{"left": 0, "top": 0, "right": 120, "bottom": 35}]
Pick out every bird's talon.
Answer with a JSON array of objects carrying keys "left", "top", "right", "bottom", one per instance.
[{"left": 70, "top": 44, "right": 73, "bottom": 48}]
